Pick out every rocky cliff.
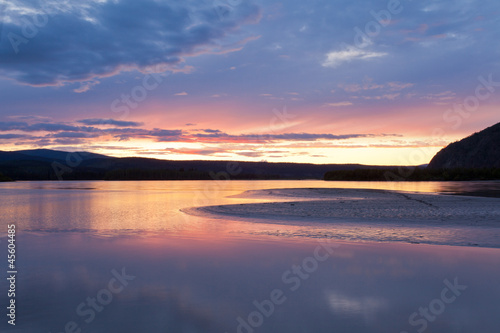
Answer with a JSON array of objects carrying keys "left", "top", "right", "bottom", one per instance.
[{"left": 428, "top": 122, "right": 500, "bottom": 169}]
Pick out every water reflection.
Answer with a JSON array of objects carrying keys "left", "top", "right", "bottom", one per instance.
[
  {"left": 2, "top": 233, "right": 499, "bottom": 333},
  {"left": 0, "top": 180, "right": 499, "bottom": 332},
  {"left": 1, "top": 180, "right": 499, "bottom": 246},
  {"left": 2, "top": 180, "right": 500, "bottom": 235},
  {"left": 437, "top": 181, "right": 500, "bottom": 197}
]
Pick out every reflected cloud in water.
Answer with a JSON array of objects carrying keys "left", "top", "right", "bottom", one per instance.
[{"left": 1, "top": 232, "right": 498, "bottom": 333}]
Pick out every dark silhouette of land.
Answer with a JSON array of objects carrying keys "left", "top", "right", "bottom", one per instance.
[
  {"left": 0, "top": 171, "right": 11, "bottom": 182},
  {"left": 0, "top": 149, "right": 394, "bottom": 181},
  {"left": 428, "top": 122, "right": 500, "bottom": 169},
  {"left": 324, "top": 167, "right": 500, "bottom": 181}
]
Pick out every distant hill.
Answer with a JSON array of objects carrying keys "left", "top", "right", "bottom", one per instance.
[
  {"left": 0, "top": 171, "right": 12, "bottom": 182},
  {"left": 428, "top": 122, "right": 500, "bottom": 169},
  {"left": 0, "top": 149, "right": 109, "bottom": 163},
  {"left": 0, "top": 149, "right": 396, "bottom": 181},
  {"left": 16, "top": 149, "right": 110, "bottom": 161}
]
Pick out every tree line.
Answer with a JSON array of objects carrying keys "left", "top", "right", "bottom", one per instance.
[{"left": 324, "top": 167, "right": 500, "bottom": 181}]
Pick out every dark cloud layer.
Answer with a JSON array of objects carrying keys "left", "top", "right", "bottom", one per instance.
[
  {"left": 0, "top": 119, "right": 399, "bottom": 147},
  {"left": 0, "top": 0, "right": 260, "bottom": 86},
  {"left": 0, "top": 133, "right": 31, "bottom": 139},
  {"left": 191, "top": 132, "right": 400, "bottom": 143}
]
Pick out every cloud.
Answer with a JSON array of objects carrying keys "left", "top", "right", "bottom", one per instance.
[
  {"left": 0, "top": 118, "right": 402, "bottom": 148},
  {"left": 421, "top": 91, "right": 456, "bottom": 101},
  {"left": 106, "top": 128, "right": 183, "bottom": 142},
  {"left": 323, "top": 102, "right": 353, "bottom": 107},
  {"left": 191, "top": 132, "right": 398, "bottom": 143},
  {"left": 102, "top": 129, "right": 397, "bottom": 144},
  {"left": 73, "top": 80, "right": 100, "bottom": 93},
  {"left": 203, "top": 129, "right": 222, "bottom": 133},
  {"left": 164, "top": 148, "right": 226, "bottom": 156},
  {"left": 52, "top": 132, "right": 100, "bottom": 138},
  {"left": 0, "top": 121, "right": 28, "bottom": 131},
  {"left": 163, "top": 148, "right": 271, "bottom": 158},
  {"left": 0, "top": 0, "right": 261, "bottom": 88},
  {"left": 0, "top": 134, "right": 32, "bottom": 139},
  {"left": 26, "top": 123, "right": 95, "bottom": 132},
  {"left": 52, "top": 138, "right": 88, "bottom": 145},
  {"left": 387, "top": 82, "right": 414, "bottom": 91},
  {"left": 7, "top": 115, "right": 53, "bottom": 122},
  {"left": 148, "top": 129, "right": 183, "bottom": 141},
  {"left": 338, "top": 80, "right": 413, "bottom": 93},
  {"left": 362, "top": 93, "right": 400, "bottom": 100},
  {"left": 235, "top": 151, "right": 264, "bottom": 158},
  {"left": 323, "top": 45, "right": 387, "bottom": 68},
  {"left": 174, "top": 92, "right": 188, "bottom": 96},
  {"left": 0, "top": 121, "right": 95, "bottom": 132},
  {"left": 401, "top": 24, "right": 429, "bottom": 35},
  {"left": 335, "top": 80, "right": 413, "bottom": 102},
  {"left": 148, "top": 129, "right": 183, "bottom": 137},
  {"left": 77, "top": 119, "right": 144, "bottom": 127},
  {"left": 338, "top": 84, "right": 362, "bottom": 93}
]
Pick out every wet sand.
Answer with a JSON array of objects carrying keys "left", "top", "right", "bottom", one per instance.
[{"left": 183, "top": 188, "right": 500, "bottom": 247}]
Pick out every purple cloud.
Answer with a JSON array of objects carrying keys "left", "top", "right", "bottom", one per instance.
[
  {"left": 77, "top": 119, "right": 144, "bottom": 127},
  {"left": 0, "top": 0, "right": 261, "bottom": 88}
]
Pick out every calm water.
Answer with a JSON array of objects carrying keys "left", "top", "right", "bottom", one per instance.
[{"left": 1, "top": 180, "right": 499, "bottom": 332}]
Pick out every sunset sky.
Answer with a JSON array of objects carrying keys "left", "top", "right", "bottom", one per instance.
[{"left": 0, "top": 0, "right": 499, "bottom": 165}]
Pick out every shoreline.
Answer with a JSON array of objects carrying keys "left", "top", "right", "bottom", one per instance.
[{"left": 182, "top": 187, "right": 500, "bottom": 248}]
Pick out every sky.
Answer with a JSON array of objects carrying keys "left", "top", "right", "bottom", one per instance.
[{"left": 0, "top": 0, "right": 499, "bottom": 165}]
